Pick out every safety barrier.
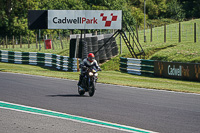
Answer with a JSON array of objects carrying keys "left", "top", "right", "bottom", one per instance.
[
  {"left": 0, "top": 50, "right": 80, "bottom": 72},
  {"left": 120, "top": 57, "right": 154, "bottom": 75}
]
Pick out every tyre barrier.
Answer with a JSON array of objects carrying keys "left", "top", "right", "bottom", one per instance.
[
  {"left": 91, "top": 37, "right": 98, "bottom": 52},
  {"left": 81, "top": 40, "right": 88, "bottom": 60},
  {"left": 98, "top": 39, "right": 107, "bottom": 63},
  {"left": 85, "top": 37, "right": 92, "bottom": 53},
  {"left": 111, "top": 37, "right": 118, "bottom": 56},
  {"left": 104, "top": 38, "right": 112, "bottom": 60},
  {"left": 91, "top": 37, "right": 99, "bottom": 61},
  {"left": 103, "top": 34, "right": 112, "bottom": 39},
  {"left": 0, "top": 50, "right": 80, "bottom": 72},
  {"left": 69, "top": 34, "right": 118, "bottom": 63},
  {"left": 120, "top": 57, "right": 154, "bottom": 75}
]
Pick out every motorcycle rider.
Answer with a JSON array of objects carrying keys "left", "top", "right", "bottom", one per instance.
[{"left": 78, "top": 53, "right": 101, "bottom": 87}]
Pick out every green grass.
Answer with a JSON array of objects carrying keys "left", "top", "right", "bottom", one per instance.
[
  {"left": 0, "top": 62, "right": 200, "bottom": 94},
  {"left": 149, "top": 42, "right": 200, "bottom": 62},
  {"left": 118, "top": 19, "right": 200, "bottom": 61}
]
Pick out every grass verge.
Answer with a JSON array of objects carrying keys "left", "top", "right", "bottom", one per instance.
[{"left": 0, "top": 62, "right": 200, "bottom": 94}]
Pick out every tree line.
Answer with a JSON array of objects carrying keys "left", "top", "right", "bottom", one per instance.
[{"left": 0, "top": 0, "right": 199, "bottom": 39}]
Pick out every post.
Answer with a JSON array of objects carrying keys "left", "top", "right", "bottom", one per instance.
[
  {"left": 50, "top": 34, "right": 54, "bottom": 50},
  {"left": 28, "top": 34, "right": 30, "bottom": 48},
  {"left": 84, "top": 29, "right": 86, "bottom": 40},
  {"left": 136, "top": 24, "right": 139, "bottom": 42},
  {"left": 75, "top": 35, "right": 79, "bottom": 58},
  {"left": 77, "top": 58, "right": 80, "bottom": 72},
  {"left": 78, "top": 30, "right": 83, "bottom": 59},
  {"left": 144, "top": 0, "right": 146, "bottom": 42},
  {"left": 43, "top": 35, "right": 46, "bottom": 49},
  {"left": 6, "top": 36, "right": 8, "bottom": 48},
  {"left": 2, "top": 38, "right": 5, "bottom": 48},
  {"left": 179, "top": 23, "right": 181, "bottom": 42},
  {"left": 12, "top": 35, "right": 15, "bottom": 48},
  {"left": 36, "top": 34, "right": 38, "bottom": 49},
  {"left": 120, "top": 34, "right": 122, "bottom": 54},
  {"left": 164, "top": 24, "right": 166, "bottom": 43},
  {"left": 39, "top": 29, "right": 41, "bottom": 51},
  {"left": 150, "top": 25, "right": 152, "bottom": 42},
  {"left": 59, "top": 32, "right": 64, "bottom": 49},
  {"left": 20, "top": 35, "right": 22, "bottom": 48},
  {"left": 194, "top": 23, "right": 196, "bottom": 43}
]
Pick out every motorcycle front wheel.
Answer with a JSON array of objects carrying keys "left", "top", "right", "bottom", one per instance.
[
  {"left": 78, "top": 86, "right": 85, "bottom": 96},
  {"left": 88, "top": 81, "right": 95, "bottom": 97}
]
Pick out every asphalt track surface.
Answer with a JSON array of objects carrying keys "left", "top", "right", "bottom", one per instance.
[{"left": 0, "top": 72, "right": 200, "bottom": 133}]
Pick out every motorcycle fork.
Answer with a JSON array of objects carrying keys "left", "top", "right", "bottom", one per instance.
[{"left": 88, "top": 77, "right": 94, "bottom": 88}]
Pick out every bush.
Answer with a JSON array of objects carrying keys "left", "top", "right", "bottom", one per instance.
[
  {"left": 147, "top": 18, "right": 178, "bottom": 27},
  {"left": 166, "top": 0, "right": 185, "bottom": 21}
]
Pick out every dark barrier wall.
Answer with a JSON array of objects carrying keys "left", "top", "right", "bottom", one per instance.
[{"left": 154, "top": 61, "right": 200, "bottom": 81}]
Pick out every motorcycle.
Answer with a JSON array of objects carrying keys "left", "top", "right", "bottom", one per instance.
[{"left": 78, "top": 67, "right": 98, "bottom": 97}]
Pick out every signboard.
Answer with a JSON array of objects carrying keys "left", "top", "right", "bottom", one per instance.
[
  {"left": 28, "top": 10, "right": 47, "bottom": 29},
  {"left": 154, "top": 61, "right": 200, "bottom": 81},
  {"left": 48, "top": 10, "right": 122, "bottom": 29}
]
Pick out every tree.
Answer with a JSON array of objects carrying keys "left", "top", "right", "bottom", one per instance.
[
  {"left": 180, "top": 0, "right": 200, "bottom": 18},
  {"left": 166, "top": 0, "right": 185, "bottom": 21},
  {"left": 0, "top": 0, "right": 40, "bottom": 37}
]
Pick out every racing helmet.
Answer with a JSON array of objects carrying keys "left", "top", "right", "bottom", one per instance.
[{"left": 87, "top": 53, "right": 95, "bottom": 62}]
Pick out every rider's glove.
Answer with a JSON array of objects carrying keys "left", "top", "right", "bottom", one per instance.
[
  {"left": 82, "top": 66, "right": 87, "bottom": 70},
  {"left": 98, "top": 68, "right": 102, "bottom": 71}
]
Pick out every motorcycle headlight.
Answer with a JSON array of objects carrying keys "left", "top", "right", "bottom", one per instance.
[
  {"left": 94, "top": 73, "right": 98, "bottom": 76},
  {"left": 89, "top": 72, "right": 93, "bottom": 76}
]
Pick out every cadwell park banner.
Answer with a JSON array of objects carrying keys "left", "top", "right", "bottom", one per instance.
[
  {"left": 28, "top": 10, "right": 122, "bottom": 30},
  {"left": 154, "top": 61, "right": 200, "bottom": 81},
  {"left": 48, "top": 10, "right": 122, "bottom": 29}
]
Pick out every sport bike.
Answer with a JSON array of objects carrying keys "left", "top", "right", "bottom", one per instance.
[{"left": 78, "top": 67, "right": 98, "bottom": 97}]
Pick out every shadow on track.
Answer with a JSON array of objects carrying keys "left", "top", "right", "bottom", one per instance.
[{"left": 46, "top": 94, "right": 89, "bottom": 97}]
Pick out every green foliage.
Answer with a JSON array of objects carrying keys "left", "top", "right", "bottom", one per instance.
[
  {"left": 0, "top": 0, "right": 199, "bottom": 39},
  {"left": 130, "top": 7, "right": 145, "bottom": 26},
  {"left": 146, "top": 0, "right": 167, "bottom": 19},
  {"left": 180, "top": 0, "right": 200, "bottom": 18},
  {"left": 166, "top": 0, "right": 185, "bottom": 21},
  {"left": 0, "top": 0, "right": 135, "bottom": 38},
  {"left": 0, "top": 0, "right": 27, "bottom": 37},
  {"left": 147, "top": 18, "right": 178, "bottom": 27}
]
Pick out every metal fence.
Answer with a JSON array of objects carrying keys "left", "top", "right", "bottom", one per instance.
[
  {"left": 136, "top": 21, "right": 200, "bottom": 43},
  {"left": 0, "top": 34, "right": 70, "bottom": 51}
]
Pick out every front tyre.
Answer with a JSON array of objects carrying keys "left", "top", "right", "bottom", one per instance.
[
  {"left": 88, "top": 82, "right": 95, "bottom": 97},
  {"left": 78, "top": 86, "right": 85, "bottom": 96}
]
